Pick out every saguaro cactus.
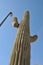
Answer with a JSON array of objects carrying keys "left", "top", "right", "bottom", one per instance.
[{"left": 9, "top": 10, "right": 38, "bottom": 65}]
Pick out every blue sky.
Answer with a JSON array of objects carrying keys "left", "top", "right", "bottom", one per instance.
[{"left": 0, "top": 0, "right": 43, "bottom": 65}]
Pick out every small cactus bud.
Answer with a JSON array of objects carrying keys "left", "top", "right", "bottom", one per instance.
[{"left": 12, "top": 17, "right": 19, "bottom": 27}]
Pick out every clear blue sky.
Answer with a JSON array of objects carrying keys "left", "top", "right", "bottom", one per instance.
[{"left": 0, "top": 0, "right": 43, "bottom": 65}]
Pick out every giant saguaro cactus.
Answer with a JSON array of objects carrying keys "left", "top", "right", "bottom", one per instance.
[{"left": 9, "top": 10, "right": 38, "bottom": 65}]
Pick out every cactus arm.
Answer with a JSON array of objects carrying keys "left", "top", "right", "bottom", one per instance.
[
  {"left": 30, "top": 35, "right": 38, "bottom": 43},
  {"left": 12, "top": 22, "right": 19, "bottom": 28},
  {"left": 12, "top": 17, "right": 20, "bottom": 28}
]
